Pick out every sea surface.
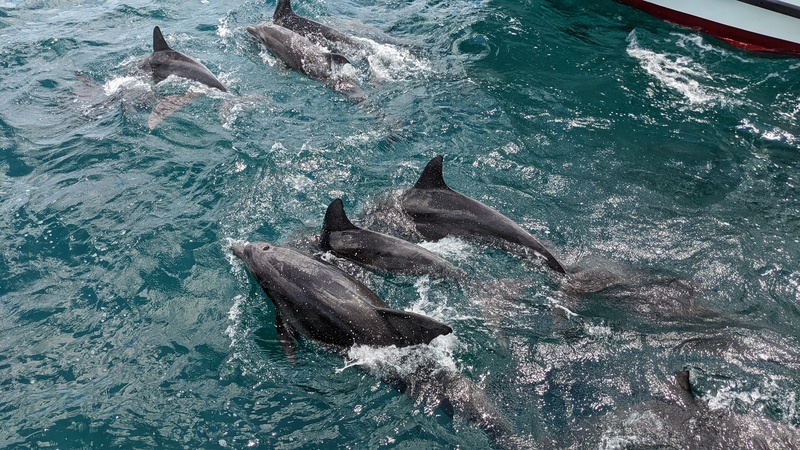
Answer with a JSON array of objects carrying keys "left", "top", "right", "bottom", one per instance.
[{"left": 1, "top": 0, "right": 799, "bottom": 448}]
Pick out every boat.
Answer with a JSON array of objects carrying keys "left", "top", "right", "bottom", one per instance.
[{"left": 620, "top": 0, "right": 800, "bottom": 56}]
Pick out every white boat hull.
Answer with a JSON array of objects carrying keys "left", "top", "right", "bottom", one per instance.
[{"left": 621, "top": 0, "right": 800, "bottom": 55}]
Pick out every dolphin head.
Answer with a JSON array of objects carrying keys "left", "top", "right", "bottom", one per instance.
[{"left": 231, "top": 241, "right": 283, "bottom": 288}]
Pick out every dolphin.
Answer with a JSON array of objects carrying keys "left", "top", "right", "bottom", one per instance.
[
  {"left": 568, "top": 370, "right": 800, "bottom": 449},
  {"left": 233, "top": 241, "right": 515, "bottom": 445},
  {"left": 247, "top": 22, "right": 365, "bottom": 103},
  {"left": 272, "top": 0, "right": 363, "bottom": 53},
  {"left": 140, "top": 26, "right": 227, "bottom": 92},
  {"left": 137, "top": 26, "right": 227, "bottom": 129},
  {"left": 320, "top": 198, "right": 466, "bottom": 279},
  {"left": 401, "top": 155, "right": 566, "bottom": 274},
  {"left": 231, "top": 241, "right": 452, "bottom": 358}
]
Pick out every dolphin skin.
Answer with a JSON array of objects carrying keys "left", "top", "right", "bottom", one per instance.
[
  {"left": 140, "top": 26, "right": 226, "bottom": 92},
  {"left": 272, "top": 0, "right": 363, "bottom": 52},
  {"left": 320, "top": 198, "right": 466, "bottom": 278},
  {"left": 246, "top": 22, "right": 364, "bottom": 101},
  {"left": 232, "top": 242, "right": 452, "bottom": 357},
  {"left": 401, "top": 155, "right": 566, "bottom": 274}
]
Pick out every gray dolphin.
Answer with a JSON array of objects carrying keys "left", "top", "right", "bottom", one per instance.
[
  {"left": 402, "top": 155, "right": 566, "bottom": 274},
  {"left": 272, "top": 0, "right": 363, "bottom": 53},
  {"left": 233, "top": 241, "right": 515, "bottom": 445},
  {"left": 320, "top": 198, "right": 466, "bottom": 279},
  {"left": 231, "top": 241, "right": 451, "bottom": 358},
  {"left": 140, "top": 26, "right": 226, "bottom": 92},
  {"left": 570, "top": 370, "right": 800, "bottom": 449},
  {"left": 247, "top": 22, "right": 365, "bottom": 103}
]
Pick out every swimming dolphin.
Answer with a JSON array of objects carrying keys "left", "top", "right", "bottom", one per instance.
[
  {"left": 233, "top": 242, "right": 514, "bottom": 445},
  {"left": 140, "top": 26, "right": 227, "bottom": 92},
  {"left": 231, "top": 241, "right": 452, "bottom": 358},
  {"left": 401, "top": 155, "right": 566, "bottom": 274},
  {"left": 247, "top": 22, "right": 365, "bottom": 103},
  {"left": 569, "top": 370, "right": 800, "bottom": 449},
  {"left": 320, "top": 198, "right": 466, "bottom": 278},
  {"left": 272, "top": 0, "right": 363, "bottom": 53},
  {"left": 137, "top": 26, "right": 227, "bottom": 129}
]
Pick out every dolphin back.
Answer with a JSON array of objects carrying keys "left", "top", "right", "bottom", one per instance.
[
  {"left": 233, "top": 242, "right": 452, "bottom": 351},
  {"left": 145, "top": 26, "right": 227, "bottom": 92},
  {"left": 403, "top": 155, "right": 566, "bottom": 274}
]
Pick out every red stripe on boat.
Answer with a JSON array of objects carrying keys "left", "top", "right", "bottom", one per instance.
[{"left": 622, "top": 0, "right": 800, "bottom": 55}]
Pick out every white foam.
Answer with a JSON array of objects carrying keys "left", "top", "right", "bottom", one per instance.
[
  {"left": 217, "top": 17, "right": 232, "bottom": 39},
  {"left": 225, "top": 294, "right": 246, "bottom": 347},
  {"left": 357, "top": 38, "right": 433, "bottom": 83},
  {"left": 737, "top": 119, "right": 799, "bottom": 146},
  {"left": 338, "top": 333, "right": 461, "bottom": 377},
  {"left": 626, "top": 30, "right": 716, "bottom": 105},
  {"left": 102, "top": 75, "right": 150, "bottom": 96},
  {"left": 417, "top": 236, "right": 474, "bottom": 262},
  {"left": 706, "top": 376, "right": 799, "bottom": 422}
]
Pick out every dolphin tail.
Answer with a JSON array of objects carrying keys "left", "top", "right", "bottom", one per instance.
[
  {"left": 375, "top": 308, "right": 452, "bottom": 346},
  {"left": 153, "top": 26, "right": 171, "bottom": 52},
  {"left": 148, "top": 91, "right": 202, "bottom": 130}
]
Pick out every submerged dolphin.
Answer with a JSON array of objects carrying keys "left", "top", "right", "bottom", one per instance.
[
  {"left": 247, "top": 22, "right": 365, "bottom": 103},
  {"left": 570, "top": 370, "right": 800, "bottom": 449},
  {"left": 320, "top": 198, "right": 466, "bottom": 278},
  {"left": 140, "top": 26, "right": 226, "bottom": 92},
  {"left": 402, "top": 155, "right": 566, "bottom": 274},
  {"left": 272, "top": 0, "right": 363, "bottom": 53},
  {"left": 231, "top": 241, "right": 451, "bottom": 357}
]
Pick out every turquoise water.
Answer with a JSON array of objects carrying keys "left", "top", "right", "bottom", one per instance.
[{"left": 1, "top": 0, "right": 799, "bottom": 447}]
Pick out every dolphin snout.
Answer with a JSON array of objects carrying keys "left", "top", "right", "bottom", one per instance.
[{"left": 231, "top": 244, "right": 246, "bottom": 260}]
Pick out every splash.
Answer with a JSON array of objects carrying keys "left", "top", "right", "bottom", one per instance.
[
  {"left": 358, "top": 39, "right": 433, "bottom": 83},
  {"left": 102, "top": 75, "right": 151, "bottom": 96},
  {"left": 417, "top": 236, "right": 475, "bottom": 262},
  {"left": 225, "top": 294, "right": 246, "bottom": 348},
  {"left": 626, "top": 30, "right": 716, "bottom": 105},
  {"left": 338, "top": 333, "right": 461, "bottom": 377}
]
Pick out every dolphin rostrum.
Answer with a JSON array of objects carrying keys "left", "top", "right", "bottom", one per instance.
[
  {"left": 402, "top": 155, "right": 566, "bottom": 274},
  {"left": 321, "top": 198, "right": 466, "bottom": 279},
  {"left": 231, "top": 241, "right": 452, "bottom": 358}
]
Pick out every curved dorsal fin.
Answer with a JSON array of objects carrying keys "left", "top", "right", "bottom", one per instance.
[
  {"left": 323, "top": 199, "right": 359, "bottom": 232},
  {"left": 675, "top": 369, "right": 702, "bottom": 404},
  {"left": 413, "top": 155, "right": 449, "bottom": 190},
  {"left": 325, "top": 53, "right": 351, "bottom": 67},
  {"left": 676, "top": 370, "right": 692, "bottom": 393},
  {"left": 153, "top": 26, "right": 171, "bottom": 52},
  {"left": 273, "top": 0, "right": 294, "bottom": 20}
]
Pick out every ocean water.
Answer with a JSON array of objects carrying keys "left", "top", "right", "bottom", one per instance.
[{"left": 1, "top": 0, "right": 799, "bottom": 448}]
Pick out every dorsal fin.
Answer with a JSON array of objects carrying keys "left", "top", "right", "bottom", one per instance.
[
  {"left": 273, "top": 0, "right": 294, "bottom": 20},
  {"left": 675, "top": 370, "right": 692, "bottom": 394},
  {"left": 674, "top": 369, "right": 703, "bottom": 407},
  {"left": 153, "top": 26, "right": 171, "bottom": 52},
  {"left": 325, "top": 53, "right": 351, "bottom": 67},
  {"left": 413, "top": 155, "right": 449, "bottom": 190},
  {"left": 323, "top": 199, "right": 359, "bottom": 232}
]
